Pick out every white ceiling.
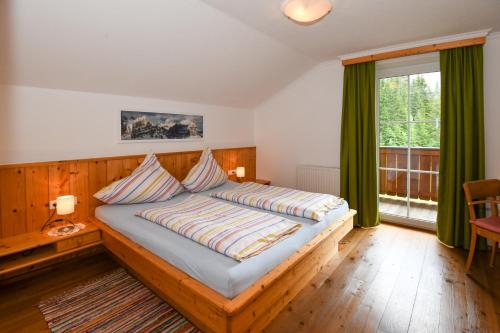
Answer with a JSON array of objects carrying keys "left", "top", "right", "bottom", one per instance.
[
  {"left": 203, "top": 0, "right": 500, "bottom": 61},
  {"left": 0, "top": 0, "right": 315, "bottom": 108},
  {"left": 1, "top": 0, "right": 500, "bottom": 108}
]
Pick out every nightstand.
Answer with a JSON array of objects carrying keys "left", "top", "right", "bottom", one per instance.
[
  {"left": 0, "top": 220, "right": 102, "bottom": 279},
  {"left": 254, "top": 179, "right": 271, "bottom": 185}
]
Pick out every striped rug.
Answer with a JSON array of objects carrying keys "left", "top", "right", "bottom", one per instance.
[{"left": 38, "top": 268, "right": 200, "bottom": 333}]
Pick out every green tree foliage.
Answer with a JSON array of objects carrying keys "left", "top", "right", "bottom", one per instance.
[
  {"left": 379, "top": 76, "right": 408, "bottom": 146},
  {"left": 379, "top": 73, "right": 440, "bottom": 148}
]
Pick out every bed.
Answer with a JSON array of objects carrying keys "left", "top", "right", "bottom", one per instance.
[{"left": 93, "top": 181, "right": 356, "bottom": 333}]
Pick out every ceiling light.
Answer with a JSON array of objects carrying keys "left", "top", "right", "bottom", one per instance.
[{"left": 281, "top": 0, "right": 332, "bottom": 24}]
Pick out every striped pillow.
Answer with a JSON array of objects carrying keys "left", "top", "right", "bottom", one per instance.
[
  {"left": 182, "top": 148, "right": 227, "bottom": 192},
  {"left": 94, "top": 154, "right": 183, "bottom": 204}
]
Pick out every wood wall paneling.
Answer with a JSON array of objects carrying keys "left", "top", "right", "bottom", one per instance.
[
  {"left": 122, "top": 158, "right": 141, "bottom": 176},
  {"left": 106, "top": 160, "right": 124, "bottom": 184},
  {"left": 212, "top": 150, "right": 224, "bottom": 170},
  {"left": 25, "top": 167, "right": 49, "bottom": 232},
  {"left": 248, "top": 148, "right": 256, "bottom": 180},
  {"left": 0, "top": 147, "right": 256, "bottom": 238},
  {"left": 88, "top": 160, "right": 107, "bottom": 218},
  {"left": 69, "top": 162, "right": 89, "bottom": 222},
  {"left": 157, "top": 155, "right": 178, "bottom": 179},
  {"left": 0, "top": 169, "right": 27, "bottom": 237},
  {"left": 180, "top": 152, "right": 200, "bottom": 180},
  {"left": 48, "top": 164, "right": 71, "bottom": 222}
]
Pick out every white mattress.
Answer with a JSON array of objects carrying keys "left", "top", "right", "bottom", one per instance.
[{"left": 95, "top": 181, "right": 350, "bottom": 298}]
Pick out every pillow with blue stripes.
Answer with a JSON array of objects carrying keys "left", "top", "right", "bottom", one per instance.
[
  {"left": 94, "top": 153, "right": 183, "bottom": 204},
  {"left": 182, "top": 148, "right": 227, "bottom": 192}
]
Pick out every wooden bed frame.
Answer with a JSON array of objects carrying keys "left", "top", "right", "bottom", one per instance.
[{"left": 92, "top": 209, "right": 356, "bottom": 333}]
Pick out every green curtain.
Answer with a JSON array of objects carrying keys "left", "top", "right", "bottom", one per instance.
[
  {"left": 437, "top": 45, "right": 485, "bottom": 249},
  {"left": 340, "top": 62, "right": 380, "bottom": 228}
]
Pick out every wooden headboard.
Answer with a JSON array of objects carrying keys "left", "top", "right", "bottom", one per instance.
[{"left": 0, "top": 147, "right": 256, "bottom": 238}]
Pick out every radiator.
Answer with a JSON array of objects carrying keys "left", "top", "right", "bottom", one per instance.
[{"left": 296, "top": 165, "right": 340, "bottom": 196}]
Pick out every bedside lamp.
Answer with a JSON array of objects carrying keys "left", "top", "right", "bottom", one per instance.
[
  {"left": 41, "top": 195, "right": 76, "bottom": 231},
  {"left": 236, "top": 166, "right": 245, "bottom": 182},
  {"left": 57, "top": 195, "right": 75, "bottom": 216}
]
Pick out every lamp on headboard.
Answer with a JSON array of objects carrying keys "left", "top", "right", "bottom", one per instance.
[{"left": 236, "top": 167, "right": 245, "bottom": 182}]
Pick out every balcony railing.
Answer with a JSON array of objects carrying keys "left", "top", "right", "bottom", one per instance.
[{"left": 379, "top": 147, "right": 439, "bottom": 201}]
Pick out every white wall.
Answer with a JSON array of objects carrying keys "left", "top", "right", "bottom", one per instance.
[
  {"left": 255, "top": 34, "right": 500, "bottom": 187},
  {"left": 254, "top": 61, "right": 344, "bottom": 187},
  {"left": 0, "top": 85, "right": 254, "bottom": 164},
  {"left": 484, "top": 33, "right": 500, "bottom": 179}
]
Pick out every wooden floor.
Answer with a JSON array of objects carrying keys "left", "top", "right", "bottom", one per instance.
[{"left": 0, "top": 224, "right": 498, "bottom": 333}]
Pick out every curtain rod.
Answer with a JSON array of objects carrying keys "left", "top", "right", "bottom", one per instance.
[{"left": 341, "top": 37, "right": 486, "bottom": 66}]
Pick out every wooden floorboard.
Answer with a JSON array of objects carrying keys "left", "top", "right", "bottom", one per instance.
[
  {"left": 264, "top": 224, "right": 499, "bottom": 333},
  {"left": 407, "top": 237, "right": 443, "bottom": 333},
  {"left": 0, "top": 224, "right": 498, "bottom": 333}
]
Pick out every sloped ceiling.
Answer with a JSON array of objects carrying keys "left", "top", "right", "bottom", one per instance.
[
  {"left": 0, "top": 0, "right": 315, "bottom": 108},
  {"left": 1, "top": 0, "right": 500, "bottom": 108},
  {"left": 203, "top": 0, "right": 500, "bottom": 61}
]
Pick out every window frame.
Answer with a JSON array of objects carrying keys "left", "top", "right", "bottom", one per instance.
[{"left": 375, "top": 55, "right": 440, "bottom": 229}]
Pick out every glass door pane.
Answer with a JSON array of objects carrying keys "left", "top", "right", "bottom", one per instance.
[
  {"left": 379, "top": 76, "right": 409, "bottom": 122},
  {"left": 379, "top": 75, "right": 409, "bottom": 219},
  {"left": 378, "top": 71, "right": 440, "bottom": 228},
  {"left": 408, "top": 72, "right": 440, "bottom": 222},
  {"left": 379, "top": 130, "right": 410, "bottom": 218},
  {"left": 409, "top": 73, "right": 441, "bottom": 122}
]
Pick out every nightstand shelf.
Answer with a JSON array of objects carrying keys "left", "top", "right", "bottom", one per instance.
[{"left": 0, "top": 222, "right": 102, "bottom": 277}]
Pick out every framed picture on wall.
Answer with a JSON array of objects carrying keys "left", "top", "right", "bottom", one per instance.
[{"left": 120, "top": 110, "right": 203, "bottom": 142}]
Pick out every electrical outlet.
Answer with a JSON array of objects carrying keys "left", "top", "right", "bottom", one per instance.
[{"left": 49, "top": 200, "right": 57, "bottom": 210}]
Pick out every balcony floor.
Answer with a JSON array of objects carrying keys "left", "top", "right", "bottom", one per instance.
[{"left": 379, "top": 196, "right": 437, "bottom": 222}]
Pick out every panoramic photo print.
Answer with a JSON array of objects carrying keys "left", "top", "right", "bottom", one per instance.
[{"left": 120, "top": 110, "right": 203, "bottom": 141}]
